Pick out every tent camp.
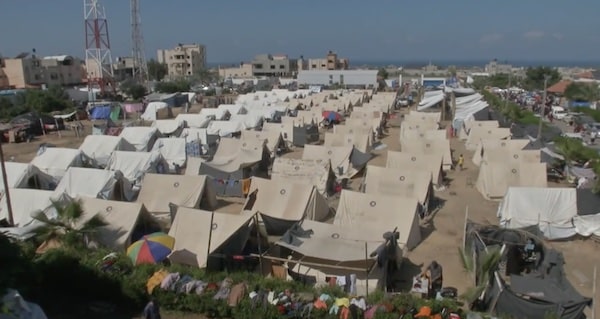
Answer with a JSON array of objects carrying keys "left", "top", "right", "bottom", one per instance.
[
  {"left": 497, "top": 187, "right": 578, "bottom": 240},
  {"left": 459, "top": 120, "right": 499, "bottom": 140},
  {"left": 302, "top": 145, "right": 371, "bottom": 179},
  {"left": 362, "top": 165, "right": 433, "bottom": 213},
  {"left": 476, "top": 161, "right": 547, "bottom": 200},
  {"left": 240, "top": 130, "right": 286, "bottom": 155},
  {"left": 175, "top": 113, "right": 213, "bottom": 128},
  {"left": 151, "top": 138, "right": 187, "bottom": 172},
  {"left": 270, "top": 158, "right": 335, "bottom": 195},
  {"left": 324, "top": 132, "right": 372, "bottom": 153},
  {"left": 151, "top": 119, "right": 184, "bottom": 136},
  {"left": 136, "top": 174, "right": 217, "bottom": 218},
  {"left": 199, "top": 138, "right": 270, "bottom": 197},
  {"left": 275, "top": 116, "right": 320, "bottom": 146},
  {"left": 52, "top": 167, "right": 135, "bottom": 201},
  {"left": 400, "top": 129, "right": 447, "bottom": 141},
  {"left": 472, "top": 139, "right": 531, "bottom": 167},
  {"left": 243, "top": 177, "right": 329, "bottom": 235},
  {"left": 77, "top": 196, "right": 160, "bottom": 250},
  {"left": 230, "top": 113, "right": 264, "bottom": 130},
  {"left": 105, "top": 151, "right": 167, "bottom": 184},
  {"left": 334, "top": 190, "right": 422, "bottom": 250},
  {"left": 168, "top": 208, "right": 255, "bottom": 268},
  {"left": 79, "top": 135, "right": 136, "bottom": 168},
  {"left": 400, "top": 138, "right": 453, "bottom": 171},
  {"left": 0, "top": 162, "right": 53, "bottom": 190},
  {"left": 386, "top": 151, "right": 444, "bottom": 187},
  {"left": 465, "top": 126, "right": 511, "bottom": 151},
  {"left": 206, "top": 120, "right": 245, "bottom": 137},
  {"left": 0, "top": 188, "right": 53, "bottom": 227},
  {"left": 119, "top": 126, "right": 159, "bottom": 151},
  {"left": 30, "top": 148, "right": 86, "bottom": 186},
  {"left": 399, "top": 121, "right": 440, "bottom": 141}
]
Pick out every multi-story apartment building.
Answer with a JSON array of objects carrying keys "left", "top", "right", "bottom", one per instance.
[
  {"left": 0, "top": 52, "right": 84, "bottom": 89},
  {"left": 251, "top": 54, "right": 298, "bottom": 77},
  {"left": 157, "top": 43, "right": 206, "bottom": 78},
  {"left": 112, "top": 56, "right": 135, "bottom": 81},
  {"left": 298, "top": 51, "right": 349, "bottom": 71}
]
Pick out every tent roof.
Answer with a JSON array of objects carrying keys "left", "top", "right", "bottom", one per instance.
[
  {"left": 79, "top": 135, "right": 135, "bottom": 166},
  {"left": 137, "top": 173, "right": 216, "bottom": 214},
  {"left": 152, "top": 119, "right": 183, "bottom": 135},
  {"left": 386, "top": 151, "right": 443, "bottom": 185},
  {"left": 105, "top": 151, "right": 163, "bottom": 182},
  {"left": 302, "top": 145, "right": 356, "bottom": 178},
  {"left": 52, "top": 167, "right": 121, "bottom": 199},
  {"left": 119, "top": 126, "right": 158, "bottom": 151},
  {"left": 270, "top": 158, "right": 333, "bottom": 195},
  {"left": 363, "top": 165, "right": 431, "bottom": 204},
  {"left": 0, "top": 188, "right": 53, "bottom": 226},
  {"left": 30, "top": 148, "right": 84, "bottom": 179},
  {"left": 240, "top": 130, "right": 283, "bottom": 153},
  {"left": 0, "top": 162, "right": 32, "bottom": 190},
  {"left": 324, "top": 132, "right": 371, "bottom": 153},
  {"left": 175, "top": 113, "right": 213, "bottom": 128}
]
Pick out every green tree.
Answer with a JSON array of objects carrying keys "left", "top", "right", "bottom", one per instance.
[
  {"left": 458, "top": 246, "right": 502, "bottom": 304},
  {"left": 377, "top": 68, "right": 389, "bottom": 80},
  {"left": 147, "top": 59, "right": 168, "bottom": 81},
  {"left": 154, "top": 79, "right": 191, "bottom": 93},
  {"left": 14, "top": 86, "right": 73, "bottom": 114},
  {"left": 564, "top": 82, "right": 600, "bottom": 102},
  {"left": 120, "top": 80, "right": 147, "bottom": 101},
  {"left": 523, "top": 66, "right": 561, "bottom": 91},
  {"left": 32, "top": 199, "right": 107, "bottom": 247}
]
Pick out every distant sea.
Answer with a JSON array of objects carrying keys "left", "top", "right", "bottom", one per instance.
[{"left": 208, "top": 60, "right": 600, "bottom": 69}]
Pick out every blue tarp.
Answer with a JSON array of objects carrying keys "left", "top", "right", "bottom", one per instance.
[
  {"left": 90, "top": 106, "right": 112, "bottom": 120},
  {"left": 570, "top": 101, "right": 591, "bottom": 108},
  {"left": 423, "top": 80, "right": 444, "bottom": 88}
]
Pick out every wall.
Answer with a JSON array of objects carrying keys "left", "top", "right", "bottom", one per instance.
[
  {"left": 219, "top": 63, "right": 253, "bottom": 78},
  {"left": 297, "top": 70, "right": 378, "bottom": 86},
  {"left": 252, "top": 55, "right": 297, "bottom": 77}
]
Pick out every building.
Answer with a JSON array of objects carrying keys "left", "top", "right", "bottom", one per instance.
[
  {"left": 112, "top": 56, "right": 135, "bottom": 81},
  {"left": 0, "top": 52, "right": 84, "bottom": 89},
  {"left": 485, "top": 59, "right": 513, "bottom": 75},
  {"left": 298, "top": 51, "right": 349, "bottom": 71},
  {"left": 157, "top": 43, "right": 206, "bottom": 78},
  {"left": 218, "top": 62, "right": 253, "bottom": 79},
  {"left": 251, "top": 54, "right": 297, "bottom": 77},
  {"left": 297, "top": 70, "right": 378, "bottom": 88}
]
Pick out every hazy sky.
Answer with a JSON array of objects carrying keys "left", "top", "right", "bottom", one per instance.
[{"left": 2, "top": 0, "right": 600, "bottom": 63}]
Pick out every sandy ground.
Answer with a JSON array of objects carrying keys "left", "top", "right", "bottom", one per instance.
[{"left": 6, "top": 103, "right": 599, "bottom": 318}]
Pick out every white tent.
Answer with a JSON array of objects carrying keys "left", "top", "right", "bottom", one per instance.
[
  {"left": 399, "top": 121, "right": 439, "bottom": 141},
  {"left": 168, "top": 208, "right": 254, "bottom": 267},
  {"left": 151, "top": 138, "right": 187, "bottom": 172},
  {"left": 244, "top": 177, "right": 329, "bottom": 234},
  {"left": 141, "top": 101, "right": 168, "bottom": 121},
  {"left": 199, "top": 108, "right": 229, "bottom": 120},
  {"left": 151, "top": 119, "right": 184, "bottom": 136},
  {"left": 334, "top": 190, "right": 422, "bottom": 250},
  {"left": 202, "top": 137, "right": 267, "bottom": 173},
  {"left": 400, "top": 138, "right": 453, "bottom": 171},
  {"left": 180, "top": 128, "right": 215, "bottom": 144},
  {"left": 217, "top": 104, "right": 246, "bottom": 115},
  {"left": 400, "top": 129, "right": 447, "bottom": 141},
  {"left": 0, "top": 188, "right": 53, "bottom": 227},
  {"left": 105, "top": 151, "right": 166, "bottom": 184},
  {"left": 386, "top": 151, "right": 444, "bottom": 186},
  {"left": 465, "top": 127, "right": 511, "bottom": 151},
  {"left": 476, "top": 161, "right": 547, "bottom": 200},
  {"left": 78, "top": 135, "right": 136, "bottom": 168},
  {"left": 230, "top": 113, "right": 264, "bottom": 130},
  {"left": 460, "top": 119, "right": 499, "bottom": 140},
  {"left": 262, "top": 122, "right": 294, "bottom": 145},
  {"left": 497, "top": 187, "right": 577, "bottom": 240},
  {"left": 0, "top": 162, "right": 53, "bottom": 190},
  {"left": 206, "top": 120, "right": 245, "bottom": 137},
  {"left": 362, "top": 165, "right": 432, "bottom": 206},
  {"left": 119, "top": 126, "right": 159, "bottom": 151},
  {"left": 324, "top": 132, "right": 372, "bottom": 153},
  {"left": 136, "top": 173, "right": 217, "bottom": 217},
  {"left": 52, "top": 167, "right": 135, "bottom": 201},
  {"left": 472, "top": 139, "right": 530, "bottom": 167},
  {"left": 333, "top": 123, "right": 372, "bottom": 136},
  {"left": 302, "top": 145, "right": 369, "bottom": 179},
  {"left": 30, "top": 148, "right": 86, "bottom": 185},
  {"left": 175, "top": 113, "right": 213, "bottom": 128},
  {"left": 240, "top": 130, "right": 285, "bottom": 155},
  {"left": 271, "top": 158, "right": 335, "bottom": 195}
]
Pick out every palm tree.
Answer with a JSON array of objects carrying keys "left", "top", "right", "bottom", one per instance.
[
  {"left": 458, "top": 245, "right": 502, "bottom": 305},
  {"left": 32, "top": 198, "right": 107, "bottom": 248}
]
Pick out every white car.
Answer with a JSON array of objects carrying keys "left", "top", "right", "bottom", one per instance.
[{"left": 551, "top": 107, "right": 568, "bottom": 120}]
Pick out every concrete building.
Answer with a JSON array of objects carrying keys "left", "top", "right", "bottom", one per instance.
[
  {"left": 251, "top": 54, "right": 297, "bottom": 77},
  {"left": 0, "top": 53, "right": 84, "bottom": 89},
  {"left": 297, "top": 51, "right": 349, "bottom": 71},
  {"left": 297, "top": 70, "right": 378, "bottom": 88},
  {"left": 157, "top": 43, "right": 206, "bottom": 78},
  {"left": 112, "top": 56, "right": 135, "bottom": 81},
  {"left": 485, "top": 59, "right": 513, "bottom": 75},
  {"left": 218, "top": 62, "right": 253, "bottom": 79}
]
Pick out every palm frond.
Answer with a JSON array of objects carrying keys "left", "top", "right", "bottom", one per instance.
[
  {"left": 79, "top": 214, "right": 108, "bottom": 233},
  {"left": 63, "top": 199, "right": 85, "bottom": 222},
  {"left": 459, "top": 285, "right": 486, "bottom": 304},
  {"left": 480, "top": 248, "right": 502, "bottom": 274},
  {"left": 32, "top": 210, "right": 52, "bottom": 224},
  {"left": 458, "top": 247, "right": 474, "bottom": 273}
]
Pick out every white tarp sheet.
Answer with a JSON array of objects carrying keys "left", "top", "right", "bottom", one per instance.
[
  {"left": 151, "top": 138, "right": 187, "bottom": 172},
  {"left": 573, "top": 214, "right": 600, "bottom": 237},
  {"left": 476, "top": 161, "right": 547, "bottom": 200},
  {"left": 141, "top": 101, "right": 168, "bottom": 121}
]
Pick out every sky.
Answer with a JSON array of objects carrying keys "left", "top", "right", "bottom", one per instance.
[{"left": 2, "top": 0, "right": 600, "bottom": 64}]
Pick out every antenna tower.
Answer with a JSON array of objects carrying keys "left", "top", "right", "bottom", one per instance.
[
  {"left": 131, "top": 0, "right": 148, "bottom": 84},
  {"left": 84, "top": 0, "right": 115, "bottom": 95}
]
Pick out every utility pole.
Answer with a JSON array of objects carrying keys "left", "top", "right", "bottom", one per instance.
[
  {"left": 0, "top": 141, "right": 14, "bottom": 226},
  {"left": 537, "top": 76, "right": 550, "bottom": 141},
  {"left": 504, "top": 63, "right": 511, "bottom": 111}
]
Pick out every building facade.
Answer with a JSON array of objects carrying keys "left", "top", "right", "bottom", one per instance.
[
  {"left": 218, "top": 62, "right": 253, "bottom": 79},
  {"left": 251, "top": 54, "right": 298, "bottom": 77},
  {"left": 112, "top": 56, "right": 135, "bottom": 81},
  {"left": 298, "top": 51, "right": 349, "bottom": 71},
  {"left": 485, "top": 59, "right": 513, "bottom": 75},
  {"left": 297, "top": 70, "right": 378, "bottom": 87},
  {"left": 1, "top": 53, "right": 84, "bottom": 89},
  {"left": 157, "top": 43, "right": 206, "bottom": 78}
]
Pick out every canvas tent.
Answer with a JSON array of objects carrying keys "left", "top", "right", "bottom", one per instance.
[
  {"left": 175, "top": 113, "right": 213, "bottom": 128},
  {"left": 105, "top": 151, "right": 166, "bottom": 184},
  {"left": 168, "top": 208, "right": 254, "bottom": 268},
  {"left": 244, "top": 177, "right": 329, "bottom": 235},
  {"left": 362, "top": 165, "right": 433, "bottom": 213},
  {"left": 270, "top": 158, "right": 335, "bottom": 195},
  {"left": 199, "top": 138, "right": 269, "bottom": 197},
  {"left": 476, "top": 161, "right": 547, "bottom": 200},
  {"left": 324, "top": 132, "right": 372, "bottom": 153},
  {"left": 333, "top": 123, "right": 372, "bottom": 136},
  {"left": 151, "top": 119, "right": 184, "bottom": 136},
  {"left": 136, "top": 174, "right": 217, "bottom": 218},
  {"left": 180, "top": 128, "right": 219, "bottom": 157},
  {"left": 497, "top": 187, "right": 577, "bottom": 240},
  {"left": 199, "top": 108, "right": 229, "bottom": 120},
  {"left": 386, "top": 151, "right": 444, "bottom": 187},
  {"left": 400, "top": 138, "right": 452, "bottom": 171},
  {"left": 78, "top": 135, "right": 135, "bottom": 168},
  {"left": 240, "top": 130, "right": 286, "bottom": 155},
  {"left": 459, "top": 120, "right": 499, "bottom": 140},
  {"left": 77, "top": 196, "right": 159, "bottom": 250},
  {"left": 206, "top": 120, "right": 245, "bottom": 137},
  {"left": 465, "top": 126, "right": 511, "bottom": 151},
  {"left": 151, "top": 138, "right": 187, "bottom": 172},
  {"left": 141, "top": 101, "right": 169, "bottom": 121},
  {"left": 264, "top": 118, "right": 319, "bottom": 147},
  {"left": 30, "top": 148, "right": 86, "bottom": 186},
  {"left": 52, "top": 167, "right": 135, "bottom": 201},
  {"left": 399, "top": 121, "right": 440, "bottom": 141},
  {"left": 230, "top": 113, "right": 264, "bottom": 130},
  {"left": 302, "top": 145, "right": 371, "bottom": 179},
  {"left": 334, "top": 190, "right": 422, "bottom": 250},
  {"left": 0, "top": 162, "right": 53, "bottom": 190},
  {"left": 119, "top": 126, "right": 159, "bottom": 151},
  {"left": 472, "top": 139, "right": 530, "bottom": 167},
  {"left": 0, "top": 188, "right": 53, "bottom": 227}
]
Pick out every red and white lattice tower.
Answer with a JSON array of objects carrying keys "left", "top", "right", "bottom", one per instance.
[{"left": 84, "top": 0, "right": 115, "bottom": 96}]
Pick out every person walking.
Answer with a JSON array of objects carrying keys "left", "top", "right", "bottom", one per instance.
[
  {"left": 143, "top": 298, "right": 161, "bottom": 319},
  {"left": 457, "top": 154, "right": 464, "bottom": 171}
]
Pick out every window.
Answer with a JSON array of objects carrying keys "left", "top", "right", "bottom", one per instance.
[
  {"left": 270, "top": 65, "right": 276, "bottom": 69},
  {"left": 279, "top": 65, "right": 285, "bottom": 69},
  {"left": 311, "top": 64, "right": 316, "bottom": 68},
  {"left": 254, "top": 64, "right": 263, "bottom": 69}
]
